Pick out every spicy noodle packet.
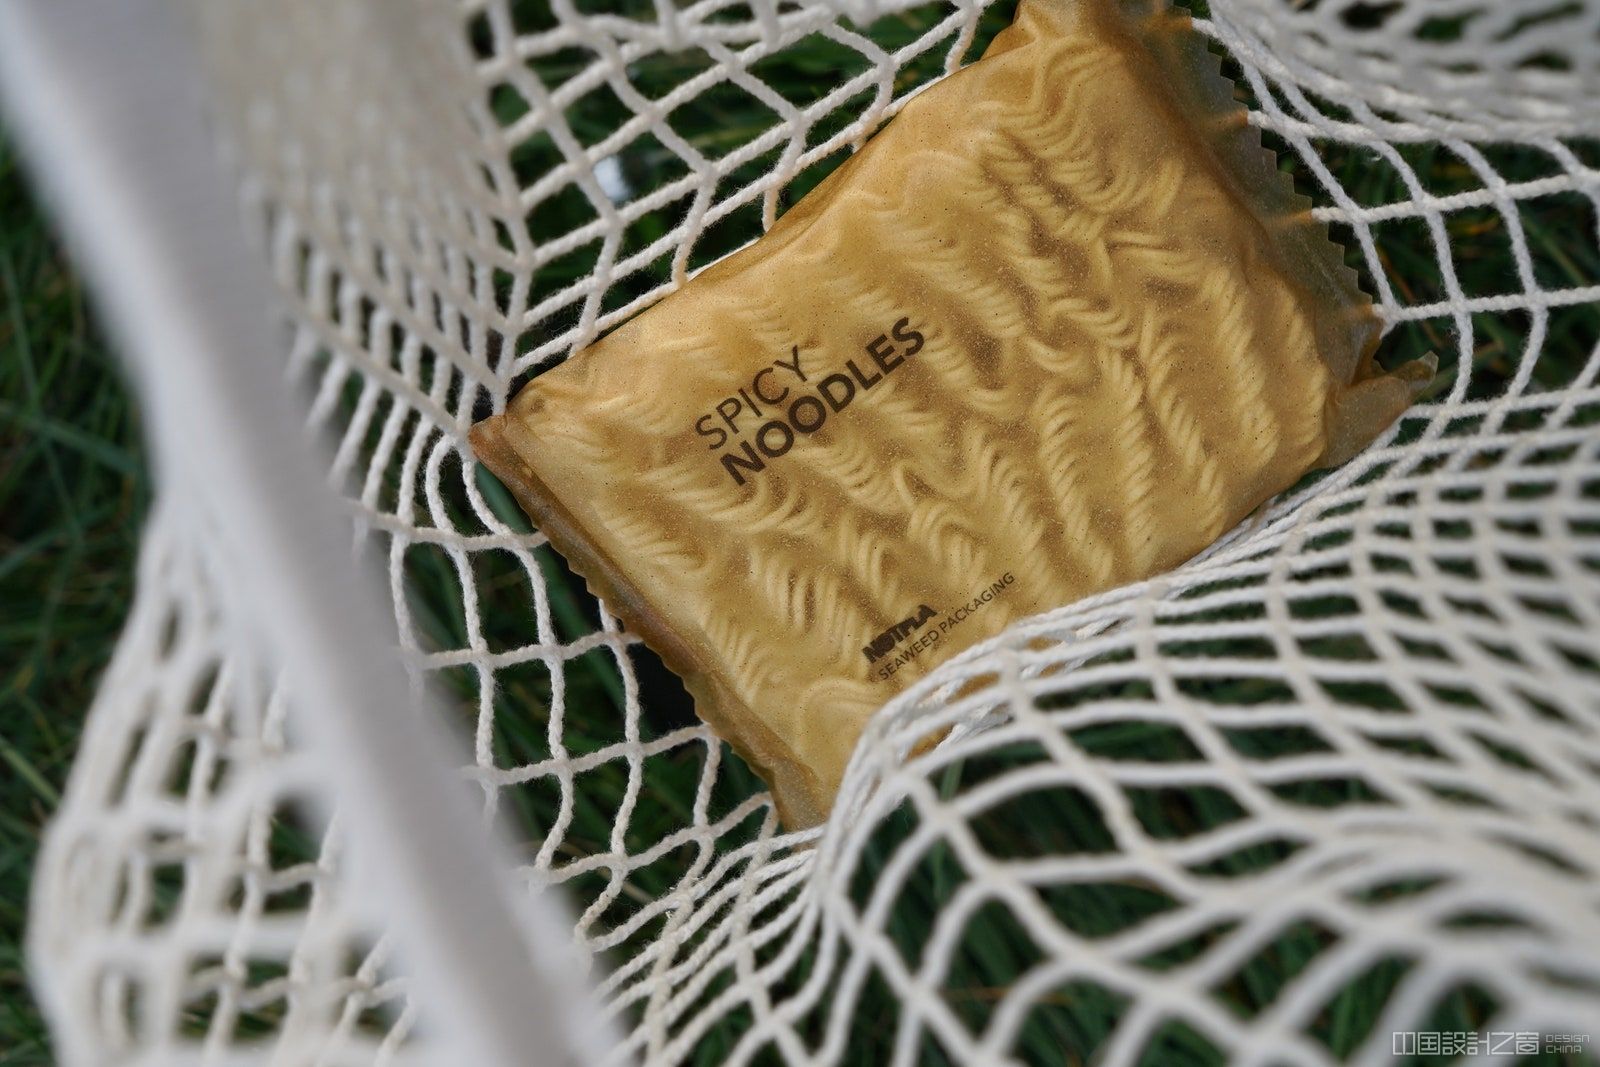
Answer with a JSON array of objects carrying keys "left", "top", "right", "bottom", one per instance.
[{"left": 471, "top": 0, "right": 1432, "bottom": 828}]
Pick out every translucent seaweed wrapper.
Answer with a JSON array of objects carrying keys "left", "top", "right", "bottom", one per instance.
[{"left": 471, "top": 0, "right": 1433, "bottom": 828}]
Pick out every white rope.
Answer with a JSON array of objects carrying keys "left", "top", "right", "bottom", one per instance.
[
  {"left": 16, "top": 0, "right": 1600, "bottom": 1063},
  {"left": 0, "top": 3, "right": 615, "bottom": 1064}
]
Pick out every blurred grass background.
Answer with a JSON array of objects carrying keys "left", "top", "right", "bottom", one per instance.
[
  {"left": 0, "top": 131, "right": 149, "bottom": 1064},
  {"left": 2, "top": 0, "right": 1597, "bottom": 1062}
]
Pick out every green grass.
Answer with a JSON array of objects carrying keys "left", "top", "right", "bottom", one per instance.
[
  {"left": 0, "top": 132, "right": 150, "bottom": 1065},
  {"left": 2, "top": 0, "right": 1598, "bottom": 1062}
]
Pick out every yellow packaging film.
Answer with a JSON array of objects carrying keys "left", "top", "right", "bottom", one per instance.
[{"left": 471, "top": 0, "right": 1431, "bottom": 827}]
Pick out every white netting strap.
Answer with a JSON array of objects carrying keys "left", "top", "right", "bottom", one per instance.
[
  {"left": 1216, "top": 0, "right": 1600, "bottom": 141},
  {"left": 16, "top": 0, "right": 1600, "bottom": 1063}
]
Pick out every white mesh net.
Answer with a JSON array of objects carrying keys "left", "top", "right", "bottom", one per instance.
[{"left": 25, "top": 0, "right": 1600, "bottom": 1063}]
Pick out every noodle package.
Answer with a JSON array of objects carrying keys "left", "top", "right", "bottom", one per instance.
[{"left": 471, "top": 0, "right": 1432, "bottom": 827}]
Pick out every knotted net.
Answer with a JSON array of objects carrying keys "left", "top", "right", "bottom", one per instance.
[{"left": 25, "top": 0, "right": 1600, "bottom": 1063}]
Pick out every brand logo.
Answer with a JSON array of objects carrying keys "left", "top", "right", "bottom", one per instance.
[{"left": 862, "top": 604, "right": 938, "bottom": 663}]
